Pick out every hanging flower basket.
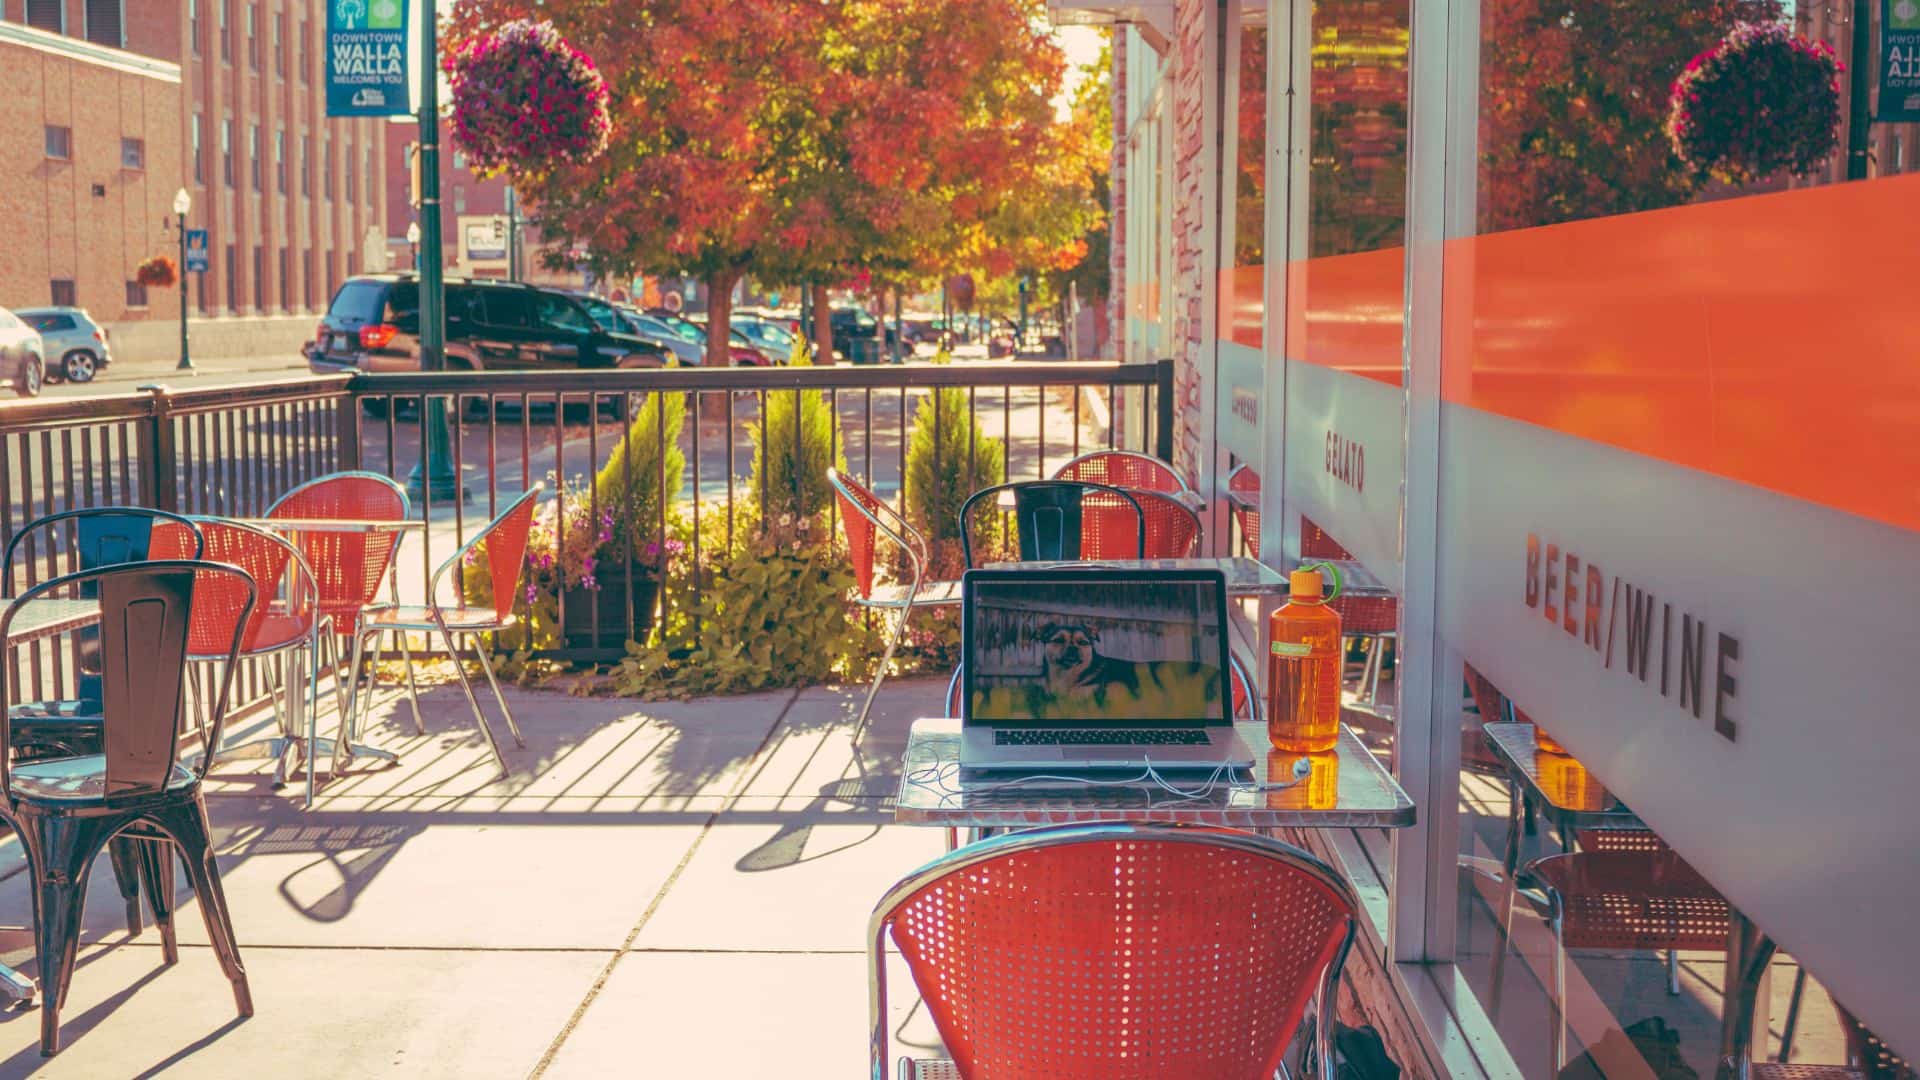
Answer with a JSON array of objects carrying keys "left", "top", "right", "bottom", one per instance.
[
  {"left": 446, "top": 19, "right": 611, "bottom": 176},
  {"left": 135, "top": 255, "right": 178, "bottom": 289},
  {"left": 1667, "top": 22, "right": 1842, "bottom": 185}
]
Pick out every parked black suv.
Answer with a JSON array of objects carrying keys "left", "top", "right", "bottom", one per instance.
[{"left": 307, "top": 275, "right": 670, "bottom": 375}]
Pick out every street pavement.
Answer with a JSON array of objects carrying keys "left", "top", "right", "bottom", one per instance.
[{"left": 36, "top": 352, "right": 313, "bottom": 400}]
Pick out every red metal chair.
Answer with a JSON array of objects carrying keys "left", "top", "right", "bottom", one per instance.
[
  {"left": 267, "top": 472, "right": 410, "bottom": 732},
  {"left": 348, "top": 486, "right": 543, "bottom": 780},
  {"left": 869, "top": 822, "right": 1357, "bottom": 1079},
  {"left": 1516, "top": 840, "right": 1732, "bottom": 1073},
  {"left": 830, "top": 469, "right": 959, "bottom": 738},
  {"left": 1227, "top": 463, "right": 1261, "bottom": 558},
  {"left": 1051, "top": 449, "right": 1189, "bottom": 494},
  {"left": 1132, "top": 488, "right": 1203, "bottom": 558},
  {"left": 191, "top": 519, "right": 336, "bottom": 807}
]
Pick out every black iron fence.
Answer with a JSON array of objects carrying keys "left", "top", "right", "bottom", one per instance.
[{"left": 0, "top": 359, "right": 1173, "bottom": 691}]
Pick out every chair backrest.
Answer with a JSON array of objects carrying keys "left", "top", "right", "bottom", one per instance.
[
  {"left": 1134, "top": 488, "right": 1202, "bottom": 558},
  {"left": 1300, "top": 514, "right": 1356, "bottom": 561},
  {"left": 1052, "top": 450, "right": 1187, "bottom": 494},
  {"left": 959, "top": 481, "right": 1146, "bottom": 568},
  {"left": 191, "top": 519, "right": 306, "bottom": 654},
  {"left": 829, "top": 468, "right": 929, "bottom": 601},
  {"left": 1228, "top": 464, "right": 1261, "bottom": 558},
  {"left": 3, "top": 507, "right": 206, "bottom": 593},
  {"left": 0, "top": 561, "right": 254, "bottom": 798},
  {"left": 440, "top": 485, "right": 543, "bottom": 621},
  {"left": 267, "top": 471, "right": 409, "bottom": 618},
  {"left": 869, "top": 823, "right": 1357, "bottom": 1080}
]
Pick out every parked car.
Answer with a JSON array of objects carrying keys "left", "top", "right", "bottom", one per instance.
[
  {"left": 306, "top": 275, "right": 669, "bottom": 376},
  {"left": 17, "top": 307, "right": 111, "bottom": 383},
  {"left": 730, "top": 316, "right": 795, "bottom": 363},
  {"left": 803, "top": 307, "right": 897, "bottom": 363},
  {"left": 618, "top": 307, "right": 705, "bottom": 366},
  {"left": 0, "top": 307, "right": 45, "bottom": 397}
]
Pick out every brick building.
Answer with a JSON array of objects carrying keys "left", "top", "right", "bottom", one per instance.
[{"left": 0, "top": 0, "right": 386, "bottom": 329}]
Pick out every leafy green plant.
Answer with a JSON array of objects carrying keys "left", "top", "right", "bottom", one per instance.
[
  {"left": 594, "top": 390, "right": 686, "bottom": 556},
  {"left": 749, "top": 343, "right": 843, "bottom": 526},
  {"left": 610, "top": 530, "right": 875, "bottom": 698}
]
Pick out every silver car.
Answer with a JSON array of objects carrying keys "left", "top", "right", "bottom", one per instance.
[
  {"left": 17, "top": 306, "right": 112, "bottom": 383},
  {"left": 619, "top": 308, "right": 705, "bottom": 366},
  {"left": 0, "top": 307, "right": 45, "bottom": 396}
]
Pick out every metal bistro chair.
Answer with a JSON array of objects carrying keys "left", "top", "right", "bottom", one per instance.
[
  {"left": 266, "top": 471, "right": 410, "bottom": 729},
  {"left": 1052, "top": 449, "right": 1190, "bottom": 494},
  {"left": 348, "top": 486, "right": 543, "bottom": 780},
  {"left": 1228, "top": 463, "right": 1261, "bottom": 558},
  {"left": 958, "top": 480, "right": 1146, "bottom": 568},
  {"left": 0, "top": 561, "right": 256, "bottom": 1056},
  {"left": 830, "top": 469, "right": 961, "bottom": 739},
  {"left": 191, "top": 519, "right": 335, "bottom": 807},
  {"left": 2, "top": 508, "right": 205, "bottom": 939},
  {"left": 869, "top": 822, "right": 1358, "bottom": 1080}
]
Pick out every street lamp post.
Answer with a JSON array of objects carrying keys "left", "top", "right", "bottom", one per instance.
[
  {"left": 172, "top": 187, "right": 193, "bottom": 372},
  {"left": 405, "top": 9, "right": 465, "bottom": 503}
]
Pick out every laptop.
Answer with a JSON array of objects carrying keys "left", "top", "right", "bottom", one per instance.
[{"left": 958, "top": 567, "right": 1258, "bottom": 772}]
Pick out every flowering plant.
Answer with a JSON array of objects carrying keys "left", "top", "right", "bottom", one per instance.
[
  {"left": 1667, "top": 22, "right": 1842, "bottom": 185},
  {"left": 135, "top": 255, "right": 178, "bottom": 288},
  {"left": 446, "top": 19, "right": 611, "bottom": 175}
]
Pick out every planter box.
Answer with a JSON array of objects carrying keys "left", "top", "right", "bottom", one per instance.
[{"left": 559, "top": 565, "right": 660, "bottom": 650}]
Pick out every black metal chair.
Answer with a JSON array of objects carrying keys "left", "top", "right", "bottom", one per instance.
[
  {"left": 0, "top": 560, "right": 256, "bottom": 1056},
  {"left": 957, "top": 480, "right": 1146, "bottom": 567},
  {"left": 2, "top": 508, "right": 205, "bottom": 937}
]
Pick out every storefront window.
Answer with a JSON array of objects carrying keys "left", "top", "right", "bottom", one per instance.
[
  {"left": 1226, "top": 17, "right": 1266, "bottom": 349},
  {"left": 1444, "top": 0, "right": 1914, "bottom": 1070}
]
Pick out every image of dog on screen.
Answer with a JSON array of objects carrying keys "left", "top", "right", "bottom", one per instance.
[{"left": 971, "top": 612, "right": 1223, "bottom": 722}]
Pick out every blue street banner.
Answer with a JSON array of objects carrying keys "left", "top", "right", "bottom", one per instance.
[
  {"left": 184, "top": 230, "right": 210, "bottom": 273},
  {"left": 325, "top": 0, "right": 410, "bottom": 117},
  {"left": 1882, "top": 0, "right": 1920, "bottom": 121}
]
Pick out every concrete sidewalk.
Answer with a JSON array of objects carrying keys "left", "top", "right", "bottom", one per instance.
[{"left": 0, "top": 673, "right": 953, "bottom": 1078}]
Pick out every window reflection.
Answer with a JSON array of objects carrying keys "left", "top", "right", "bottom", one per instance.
[
  {"left": 1229, "top": 22, "right": 1267, "bottom": 348},
  {"left": 1310, "top": 1, "right": 1408, "bottom": 256}
]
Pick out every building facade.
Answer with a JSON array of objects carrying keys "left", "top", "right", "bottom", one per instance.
[
  {"left": 1089, "top": 0, "right": 1920, "bottom": 1073},
  {"left": 1, "top": 0, "right": 386, "bottom": 326}
]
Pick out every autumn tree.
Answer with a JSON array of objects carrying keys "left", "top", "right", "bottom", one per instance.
[
  {"left": 445, "top": 0, "right": 833, "bottom": 367},
  {"left": 1479, "top": 0, "right": 1782, "bottom": 232}
]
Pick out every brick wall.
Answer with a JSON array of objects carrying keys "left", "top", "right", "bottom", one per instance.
[
  {"left": 1168, "top": 0, "right": 1211, "bottom": 486},
  {"left": 0, "top": 26, "right": 183, "bottom": 322},
  {"left": 1109, "top": 32, "right": 1128, "bottom": 357}
]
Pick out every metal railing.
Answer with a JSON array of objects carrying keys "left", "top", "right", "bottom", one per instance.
[{"left": 0, "top": 359, "right": 1174, "bottom": 681}]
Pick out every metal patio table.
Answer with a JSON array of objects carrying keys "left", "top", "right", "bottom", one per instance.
[
  {"left": 222, "top": 516, "right": 427, "bottom": 775},
  {"left": 983, "top": 555, "right": 1389, "bottom": 601},
  {"left": 895, "top": 719, "right": 1414, "bottom": 835}
]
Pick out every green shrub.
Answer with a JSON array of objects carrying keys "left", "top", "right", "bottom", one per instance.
[
  {"left": 749, "top": 343, "right": 844, "bottom": 525},
  {"left": 594, "top": 390, "right": 686, "bottom": 553},
  {"left": 903, "top": 358, "right": 1005, "bottom": 571}
]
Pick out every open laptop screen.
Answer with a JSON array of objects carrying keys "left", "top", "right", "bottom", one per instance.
[{"left": 962, "top": 570, "right": 1230, "bottom": 724}]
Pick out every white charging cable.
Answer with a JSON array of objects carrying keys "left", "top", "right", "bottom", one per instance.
[{"left": 905, "top": 754, "right": 1315, "bottom": 807}]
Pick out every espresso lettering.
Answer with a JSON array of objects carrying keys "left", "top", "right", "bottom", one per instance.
[
  {"left": 1525, "top": 534, "right": 1541, "bottom": 608},
  {"left": 1714, "top": 633, "right": 1739, "bottom": 742},
  {"left": 1563, "top": 555, "right": 1581, "bottom": 637},
  {"left": 1626, "top": 586, "right": 1655, "bottom": 681},
  {"left": 1544, "top": 544, "right": 1561, "bottom": 625},
  {"left": 1679, "top": 614, "right": 1705, "bottom": 719}
]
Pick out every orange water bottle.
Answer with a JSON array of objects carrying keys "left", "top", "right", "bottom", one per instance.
[{"left": 1267, "top": 568, "right": 1343, "bottom": 753}]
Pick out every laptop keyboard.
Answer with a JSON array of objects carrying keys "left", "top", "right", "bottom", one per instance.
[{"left": 995, "top": 728, "right": 1211, "bottom": 747}]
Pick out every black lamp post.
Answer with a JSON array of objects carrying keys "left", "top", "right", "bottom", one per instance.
[
  {"left": 405, "top": 9, "right": 465, "bottom": 503},
  {"left": 172, "top": 187, "right": 193, "bottom": 372}
]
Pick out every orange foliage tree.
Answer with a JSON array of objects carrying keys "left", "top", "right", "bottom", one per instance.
[{"left": 444, "top": 0, "right": 1090, "bottom": 363}]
